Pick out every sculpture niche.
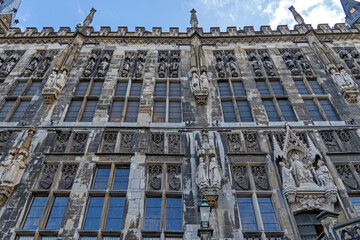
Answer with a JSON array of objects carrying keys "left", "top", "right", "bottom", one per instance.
[
  {"left": 273, "top": 126, "right": 337, "bottom": 213},
  {"left": 0, "top": 128, "right": 36, "bottom": 207},
  {"left": 328, "top": 65, "right": 359, "bottom": 103},
  {"left": 195, "top": 130, "right": 221, "bottom": 207}
]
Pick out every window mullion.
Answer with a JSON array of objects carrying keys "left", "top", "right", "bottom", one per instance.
[
  {"left": 251, "top": 193, "right": 264, "bottom": 232},
  {"left": 100, "top": 192, "right": 111, "bottom": 230},
  {"left": 38, "top": 192, "right": 54, "bottom": 230}
]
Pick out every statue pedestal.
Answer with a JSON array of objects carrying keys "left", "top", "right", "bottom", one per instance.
[
  {"left": 194, "top": 90, "right": 209, "bottom": 105},
  {"left": 42, "top": 87, "right": 60, "bottom": 104},
  {"left": 0, "top": 185, "right": 13, "bottom": 207},
  {"left": 284, "top": 183, "right": 337, "bottom": 214},
  {"left": 341, "top": 87, "right": 359, "bottom": 103},
  {"left": 201, "top": 187, "right": 220, "bottom": 208}
]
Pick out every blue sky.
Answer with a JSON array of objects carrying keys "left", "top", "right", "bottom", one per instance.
[{"left": 16, "top": 0, "right": 346, "bottom": 32}]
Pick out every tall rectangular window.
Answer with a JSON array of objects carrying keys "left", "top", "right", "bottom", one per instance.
[
  {"left": 0, "top": 100, "right": 15, "bottom": 121},
  {"left": 256, "top": 81, "right": 270, "bottom": 96},
  {"left": 236, "top": 101, "right": 253, "bottom": 122},
  {"left": 166, "top": 197, "right": 182, "bottom": 231},
  {"left": 115, "top": 82, "right": 128, "bottom": 96},
  {"left": 232, "top": 81, "right": 246, "bottom": 97},
  {"left": 169, "top": 101, "right": 181, "bottom": 123},
  {"left": 319, "top": 99, "right": 339, "bottom": 121},
  {"left": 125, "top": 101, "right": 139, "bottom": 122},
  {"left": 23, "top": 196, "right": 48, "bottom": 229},
  {"left": 45, "top": 197, "right": 69, "bottom": 229},
  {"left": 153, "top": 101, "right": 166, "bottom": 122},
  {"left": 169, "top": 83, "right": 181, "bottom": 97},
  {"left": 263, "top": 100, "right": 280, "bottom": 122},
  {"left": 83, "top": 197, "right": 105, "bottom": 230},
  {"left": 109, "top": 100, "right": 124, "bottom": 122},
  {"left": 258, "top": 197, "right": 279, "bottom": 231},
  {"left": 65, "top": 100, "right": 82, "bottom": 122},
  {"left": 113, "top": 168, "right": 130, "bottom": 190},
  {"left": 270, "top": 81, "right": 285, "bottom": 95},
  {"left": 218, "top": 81, "right": 231, "bottom": 97},
  {"left": 10, "top": 82, "right": 26, "bottom": 96},
  {"left": 277, "top": 99, "right": 296, "bottom": 121},
  {"left": 221, "top": 101, "right": 237, "bottom": 122},
  {"left": 93, "top": 168, "right": 111, "bottom": 189},
  {"left": 350, "top": 196, "right": 360, "bottom": 214},
  {"left": 10, "top": 100, "right": 30, "bottom": 122},
  {"left": 155, "top": 82, "right": 167, "bottom": 97},
  {"left": 25, "top": 82, "right": 41, "bottom": 96},
  {"left": 294, "top": 81, "right": 310, "bottom": 95},
  {"left": 80, "top": 100, "right": 97, "bottom": 122},
  {"left": 129, "top": 82, "right": 142, "bottom": 97},
  {"left": 75, "top": 82, "right": 89, "bottom": 96},
  {"left": 144, "top": 197, "right": 162, "bottom": 231},
  {"left": 308, "top": 80, "right": 324, "bottom": 95},
  {"left": 105, "top": 197, "right": 126, "bottom": 230},
  {"left": 304, "top": 100, "right": 323, "bottom": 121},
  {"left": 90, "top": 82, "right": 103, "bottom": 96},
  {"left": 237, "top": 197, "right": 257, "bottom": 230}
]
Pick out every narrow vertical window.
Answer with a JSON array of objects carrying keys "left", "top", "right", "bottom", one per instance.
[
  {"left": 115, "top": 82, "right": 128, "bottom": 96},
  {"left": 65, "top": 100, "right": 82, "bottom": 122},
  {"left": 124, "top": 101, "right": 139, "bottom": 122},
  {"left": 319, "top": 99, "right": 339, "bottom": 121},
  {"left": 129, "top": 82, "right": 142, "bottom": 97},
  {"left": 144, "top": 197, "right": 162, "bottom": 230},
  {"left": 257, "top": 197, "right": 279, "bottom": 231},
  {"left": 75, "top": 82, "right": 89, "bottom": 96},
  {"left": 221, "top": 101, "right": 237, "bottom": 122},
  {"left": 166, "top": 197, "right": 182, "bottom": 231},
  {"left": 155, "top": 82, "right": 167, "bottom": 97},
  {"left": 10, "top": 100, "right": 30, "bottom": 122},
  {"left": 105, "top": 197, "right": 125, "bottom": 230},
  {"left": 236, "top": 100, "right": 253, "bottom": 122},
  {"left": 90, "top": 82, "right": 104, "bottom": 96},
  {"left": 23, "top": 196, "right": 48, "bottom": 229},
  {"left": 113, "top": 168, "right": 130, "bottom": 190},
  {"left": 304, "top": 100, "right": 323, "bottom": 121},
  {"left": 153, "top": 101, "right": 166, "bottom": 123},
  {"left": 263, "top": 100, "right": 280, "bottom": 121},
  {"left": 237, "top": 197, "right": 257, "bottom": 230},
  {"left": 169, "top": 82, "right": 181, "bottom": 97},
  {"left": 270, "top": 81, "right": 285, "bottom": 95},
  {"left": 256, "top": 81, "right": 270, "bottom": 96},
  {"left": 83, "top": 197, "right": 105, "bottom": 230},
  {"left": 109, "top": 100, "right": 124, "bottom": 122},
  {"left": 93, "top": 168, "right": 110, "bottom": 190},
  {"left": 0, "top": 101, "right": 15, "bottom": 121},
  {"left": 10, "top": 82, "right": 26, "bottom": 96},
  {"left": 218, "top": 81, "right": 231, "bottom": 97},
  {"left": 80, "top": 100, "right": 97, "bottom": 122},
  {"left": 294, "top": 81, "right": 309, "bottom": 95},
  {"left": 308, "top": 80, "right": 324, "bottom": 95},
  {"left": 169, "top": 101, "right": 181, "bottom": 123},
  {"left": 277, "top": 99, "right": 297, "bottom": 121},
  {"left": 45, "top": 196, "right": 69, "bottom": 229},
  {"left": 232, "top": 81, "right": 246, "bottom": 97},
  {"left": 25, "top": 82, "right": 41, "bottom": 96}
]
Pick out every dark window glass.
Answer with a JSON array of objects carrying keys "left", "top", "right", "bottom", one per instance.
[
  {"left": 258, "top": 197, "right": 279, "bottom": 231},
  {"left": 169, "top": 82, "right": 181, "bottom": 97},
  {"left": 166, "top": 197, "right": 182, "bottom": 230},
  {"left": 218, "top": 81, "right": 231, "bottom": 97},
  {"left": 263, "top": 100, "right": 280, "bottom": 121},
  {"left": 113, "top": 168, "right": 130, "bottom": 190},
  {"left": 93, "top": 168, "right": 110, "bottom": 189},
  {"left": 294, "top": 81, "right": 310, "bottom": 95},
  {"left": 319, "top": 99, "right": 339, "bottom": 121},
  {"left": 65, "top": 100, "right": 82, "bottom": 122},
  {"left": 109, "top": 100, "right": 124, "bottom": 122},
  {"left": 105, "top": 197, "right": 125, "bottom": 230},
  {"left": 90, "top": 82, "right": 104, "bottom": 96},
  {"left": 42, "top": 238, "right": 58, "bottom": 240},
  {"left": 221, "top": 101, "right": 236, "bottom": 122},
  {"left": 10, "top": 100, "right": 30, "bottom": 122},
  {"left": 308, "top": 80, "right": 324, "bottom": 95},
  {"left": 83, "top": 197, "right": 105, "bottom": 230},
  {"left": 115, "top": 82, "right": 128, "bottom": 96},
  {"left": 237, "top": 197, "right": 257, "bottom": 230},
  {"left": 18, "top": 237, "right": 35, "bottom": 240},
  {"left": 304, "top": 100, "right": 323, "bottom": 121},
  {"left": 75, "top": 82, "right": 89, "bottom": 96},
  {"left": 81, "top": 238, "right": 98, "bottom": 240},
  {"left": 144, "top": 197, "right": 162, "bottom": 231},
  {"left": 45, "top": 196, "right": 69, "bottom": 229},
  {"left": 232, "top": 81, "right": 246, "bottom": 97},
  {"left": 350, "top": 197, "right": 360, "bottom": 214},
  {"left": 270, "top": 81, "right": 285, "bottom": 95},
  {"left": 236, "top": 100, "right": 253, "bottom": 122},
  {"left": 23, "top": 196, "right": 48, "bottom": 229},
  {"left": 169, "top": 101, "right": 181, "bottom": 123},
  {"left": 10, "top": 82, "right": 26, "bottom": 96},
  {"left": 295, "top": 213, "right": 323, "bottom": 239},
  {"left": 256, "top": 81, "right": 270, "bottom": 96},
  {"left": 0, "top": 100, "right": 15, "bottom": 121},
  {"left": 143, "top": 239, "right": 160, "bottom": 240},
  {"left": 80, "top": 100, "right": 97, "bottom": 122},
  {"left": 125, "top": 101, "right": 139, "bottom": 122},
  {"left": 155, "top": 82, "right": 167, "bottom": 97},
  {"left": 129, "top": 82, "right": 142, "bottom": 97},
  {"left": 25, "top": 82, "right": 41, "bottom": 96},
  {"left": 278, "top": 99, "right": 297, "bottom": 121},
  {"left": 153, "top": 101, "right": 166, "bottom": 123}
]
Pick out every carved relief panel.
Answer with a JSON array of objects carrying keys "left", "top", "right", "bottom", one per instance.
[
  {"left": 320, "top": 130, "right": 359, "bottom": 152},
  {"left": 213, "top": 50, "right": 240, "bottom": 78},
  {"left": 39, "top": 164, "right": 58, "bottom": 189},
  {"left": 120, "top": 52, "right": 135, "bottom": 77},
  {"left": 150, "top": 132, "right": 164, "bottom": 154},
  {"left": 167, "top": 133, "right": 181, "bottom": 154},
  {"left": 157, "top": 50, "right": 181, "bottom": 78},
  {"left": 0, "top": 51, "right": 25, "bottom": 78},
  {"left": 336, "top": 164, "right": 358, "bottom": 190},
  {"left": 336, "top": 130, "right": 359, "bottom": 152},
  {"left": 232, "top": 165, "right": 249, "bottom": 190},
  {"left": 83, "top": 50, "right": 101, "bottom": 77},
  {"left": 134, "top": 51, "right": 146, "bottom": 78},
  {"left": 167, "top": 165, "right": 181, "bottom": 191},
  {"left": 83, "top": 50, "right": 113, "bottom": 78},
  {"left": 251, "top": 165, "right": 269, "bottom": 190},
  {"left": 100, "top": 131, "right": 118, "bottom": 153},
  {"left": 23, "top": 50, "right": 58, "bottom": 77},
  {"left": 259, "top": 50, "right": 277, "bottom": 77},
  {"left": 334, "top": 47, "right": 360, "bottom": 75},
  {"left": 51, "top": 131, "right": 71, "bottom": 153},
  {"left": 279, "top": 49, "right": 313, "bottom": 76},
  {"left": 147, "top": 165, "right": 162, "bottom": 190},
  {"left": 246, "top": 50, "right": 263, "bottom": 77},
  {"left": 227, "top": 133, "right": 242, "bottom": 153},
  {"left": 120, "top": 132, "right": 135, "bottom": 153},
  {"left": 59, "top": 164, "right": 78, "bottom": 189},
  {"left": 69, "top": 132, "right": 88, "bottom": 153},
  {"left": 0, "top": 131, "right": 12, "bottom": 152},
  {"left": 244, "top": 132, "right": 260, "bottom": 152},
  {"left": 320, "top": 131, "right": 340, "bottom": 152}
]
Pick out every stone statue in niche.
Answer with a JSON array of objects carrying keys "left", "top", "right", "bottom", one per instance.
[
  {"left": 167, "top": 165, "right": 181, "bottom": 191},
  {"left": 0, "top": 131, "right": 11, "bottom": 152},
  {"left": 214, "top": 51, "right": 225, "bottom": 78},
  {"left": 339, "top": 49, "right": 359, "bottom": 74},
  {"left": 273, "top": 126, "right": 337, "bottom": 213},
  {"left": 59, "top": 164, "right": 78, "bottom": 189},
  {"left": 0, "top": 53, "right": 20, "bottom": 77},
  {"left": 148, "top": 165, "right": 162, "bottom": 190},
  {"left": 84, "top": 52, "right": 98, "bottom": 77},
  {"left": 294, "top": 51, "right": 312, "bottom": 76},
  {"left": 24, "top": 52, "right": 43, "bottom": 77},
  {"left": 0, "top": 128, "right": 36, "bottom": 207},
  {"left": 196, "top": 154, "right": 208, "bottom": 189},
  {"left": 158, "top": 51, "right": 167, "bottom": 78},
  {"left": 232, "top": 165, "right": 249, "bottom": 190},
  {"left": 121, "top": 53, "right": 133, "bottom": 77},
  {"left": 39, "top": 164, "right": 58, "bottom": 189},
  {"left": 169, "top": 52, "right": 180, "bottom": 78},
  {"left": 329, "top": 66, "right": 359, "bottom": 103},
  {"left": 135, "top": 51, "right": 146, "bottom": 78},
  {"left": 0, "top": 53, "right": 8, "bottom": 69},
  {"left": 209, "top": 155, "right": 221, "bottom": 188},
  {"left": 97, "top": 53, "right": 111, "bottom": 77},
  {"left": 261, "top": 52, "right": 276, "bottom": 76},
  {"left": 227, "top": 134, "right": 241, "bottom": 153},
  {"left": 283, "top": 51, "right": 299, "bottom": 75},
  {"left": 37, "top": 52, "right": 55, "bottom": 77},
  {"left": 248, "top": 52, "right": 262, "bottom": 76},
  {"left": 191, "top": 72, "right": 201, "bottom": 92},
  {"left": 226, "top": 51, "right": 239, "bottom": 77}
]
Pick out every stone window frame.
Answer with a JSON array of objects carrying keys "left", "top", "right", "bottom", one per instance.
[
  {"left": 152, "top": 78, "right": 182, "bottom": 123},
  {"left": 302, "top": 96, "right": 340, "bottom": 121},
  {"left": 143, "top": 163, "right": 183, "bottom": 239},
  {"left": 0, "top": 78, "right": 42, "bottom": 122},
  {"left": 79, "top": 163, "right": 130, "bottom": 239},
  {"left": 218, "top": 79, "right": 253, "bottom": 123},
  {"left": 16, "top": 162, "right": 77, "bottom": 239},
  {"left": 64, "top": 79, "right": 104, "bottom": 122},
  {"left": 256, "top": 78, "right": 297, "bottom": 122},
  {"left": 109, "top": 79, "right": 142, "bottom": 122}
]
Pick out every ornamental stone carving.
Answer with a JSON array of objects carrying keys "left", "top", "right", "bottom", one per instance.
[
  {"left": 273, "top": 126, "right": 337, "bottom": 213},
  {"left": 280, "top": 50, "right": 300, "bottom": 76},
  {"left": 39, "top": 164, "right": 58, "bottom": 189},
  {"left": 101, "top": 132, "right": 117, "bottom": 153},
  {"left": 213, "top": 50, "right": 240, "bottom": 78},
  {"left": 320, "top": 131, "right": 340, "bottom": 152},
  {"left": 83, "top": 51, "right": 100, "bottom": 77},
  {"left": 59, "top": 164, "right": 78, "bottom": 189},
  {"left": 150, "top": 133, "right": 164, "bottom": 153},
  {"left": 328, "top": 65, "right": 359, "bottom": 103},
  {"left": 170, "top": 51, "right": 181, "bottom": 78},
  {"left": 120, "top": 132, "right": 135, "bottom": 153},
  {"left": 0, "top": 52, "right": 23, "bottom": 78},
  {"left": 168, "top": 133, "right": 181, "bottom": 154},
  {"left": 23, "top": 51, "right": 44, "bottom": 77},
  {"left": 167, "top": 165, "right": 181, "bottom": 191},
  {"left": 0, "top": 131, "right": 11, "bottom": 152},
  {"left": 148, "top": 165, "right": 162, "bottom": 190},
  {"left": 0, "top": 128, "right": 36, "bottom": 207},
  {"left": 134, "top": 51, "right": 146, "bottom": 78},
  {"left": 251, "top": 165, "right": 269, "bottom": 190},
  {"left": 52, "top": 131, "right": 71, "bottom": 153},
  {"left": 247, "top": 51, "right": 263, "bottom": 77},
  {"left": 232, "top": 165, "right": 249, "bottom": 190},
  {"left": 158, "top": 51, "right": 168, "bottom": 78},
  {"left": 195, "top": 130, "right": 221, "bottom": 207},
  {"left": 121, "top": 52, "right": 135, "bottom": 77},
  {"left": 97, "top": 51, "right": 112, "bottom": 77},
  {"left": 336, "top": 164, "right": 358, "bottom": 190},
  {"left": 69, "top": 132, "right": 88, "bottom": 153},
  {"left": 244, "top": 132, "right": 259, "bottom": 152},
  {"left": 227, "top": 133, "right": 241, "bottom": 153},
  {"left": 294, "top": 50, "right": 313, "bottom": 76},
  {"left": 260, "top": 50, "right": 277, "bottom": 77},
  {"left": 37, "top": 51, "right": 57, "bottom": 77}
]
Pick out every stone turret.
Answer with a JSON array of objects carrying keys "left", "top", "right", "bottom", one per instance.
[{"left": 341, "top": 0, "right": 360, "bottom": 27}]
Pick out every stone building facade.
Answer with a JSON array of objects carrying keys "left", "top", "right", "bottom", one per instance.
[{"left": 1, "top": 4, "right": 360, "bottom": 240}]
